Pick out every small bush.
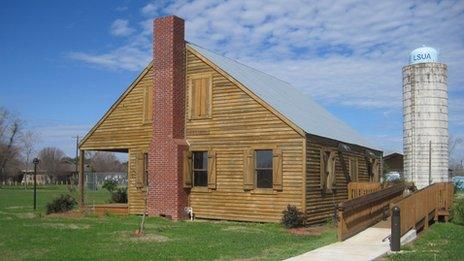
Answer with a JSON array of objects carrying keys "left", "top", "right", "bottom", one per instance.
[
  {"left": 102, "top": 180, "right": 118, "bottom": 192},
  {"left": 110, "top": 187, "right": 128, "bottom": 203},
  {"left": 46, "top": 194, "right": 77, "bottom": 214},
  {"left": 281, "top": 205, "right": 306, "bottom": 228},
  {"left": 452, "top": 197, "right": 464, "bottom": 225},
  {"left": 454, "top": 180, "right": 463, "bottom": 194}
]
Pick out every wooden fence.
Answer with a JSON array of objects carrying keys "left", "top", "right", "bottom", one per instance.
[
  {"left": 348, "top": 182, "right": 381, "bottom": 199},
  {"left": 337, "top": 184, "right": 405, "bottom": 241},
  {"left": 392, "top": 182, "right": 454, "bottom": 237}
]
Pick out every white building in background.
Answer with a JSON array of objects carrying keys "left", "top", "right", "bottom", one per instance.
[{"left": 403, "top": 46, "right": 449, "bottom": 189}]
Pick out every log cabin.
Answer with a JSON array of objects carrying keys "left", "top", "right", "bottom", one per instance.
[{"left": 78, "top": 15, "right": 382, "bottom": 224}]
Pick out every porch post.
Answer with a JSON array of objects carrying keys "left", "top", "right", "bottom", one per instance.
[{"left": 78, "top": 149, "right": 85, "bottom": 209}]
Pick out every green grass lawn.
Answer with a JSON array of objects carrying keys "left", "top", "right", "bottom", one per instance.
[
  {"left": 0, "top": 186, "right": 336, "bottom": 260},
  {"left": 388, "top": 222, "right": 464, "bottom": 260},
  {"left": 389, "top": 192, "right": 464, "bottom": 260}
]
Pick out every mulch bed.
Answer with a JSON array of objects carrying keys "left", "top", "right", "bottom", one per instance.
[{"left": 288, "top": 226, "right": 328, "bottom": 236}]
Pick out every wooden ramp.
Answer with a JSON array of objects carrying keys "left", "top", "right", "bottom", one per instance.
[
  {"left": 337, "top": 182, "right": 454, "bottom": 241},
  {"left": 337, "top": 184, "right": 405, "bottom": 241}
]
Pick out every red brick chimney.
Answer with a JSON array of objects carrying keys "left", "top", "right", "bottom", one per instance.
[{"left": 147, "top": 16, "right": 188, "bottom": 219}]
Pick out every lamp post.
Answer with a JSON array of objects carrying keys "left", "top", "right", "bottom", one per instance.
[{"left": 32, "top": 158, "right": 40, "bottom": 210}]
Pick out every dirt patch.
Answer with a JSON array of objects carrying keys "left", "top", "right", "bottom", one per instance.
[
  {"left": 0, "top": 211, "right": 35, "bottom": 219},
  {"left": 25, "top": 223, "right": 91, "bottom": 230},
  {"left": 130, "top": 233, "right": 169, "bottom": 242},
  {"left": 288, "top": 226, "right": 327, "bottom": 236},
  {"left": 119, "top": 231, "right": 169, "bottom": 243},
  {"left": 15, "top": 212, "right": 36, "bottom": 219},
  {"left": 47, "top": 211, "right": 85, "bottom": 218},
  {"left": 5, "top": 206, "right": 29, "bottom": 210},
  {"left": 222, "top": 226, "right": 264, "bottom": 233}
]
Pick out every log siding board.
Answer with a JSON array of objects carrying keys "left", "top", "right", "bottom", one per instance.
[
  {"left": 305, "top": 134, "right": 383, "bottom": 224},
  {"left": 186, "top": 50, "right": 305, "bottom": 222}
]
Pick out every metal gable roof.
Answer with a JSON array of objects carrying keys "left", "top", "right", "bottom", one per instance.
[{"left": 188, "top": 43, "right": 377, "bottom": 150}]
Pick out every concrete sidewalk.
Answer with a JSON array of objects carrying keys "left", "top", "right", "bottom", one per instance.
[{"left": 286, "top": 227, "right": 392, "bottom": 261}]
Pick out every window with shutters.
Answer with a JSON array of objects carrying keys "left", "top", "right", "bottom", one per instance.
[
  {"left": 135, "top": 152, "right": 147, "bottom": 188},
  {"left": 255, "top": 150, "right": 273, "bottom": 189},
  {"left": 320, "top": 149, "right": 336, "bottom": 194},
  {"left": 143, "top": 85, "right": 153, "bottom": 123},
  {"left": 349, "top": 157, "right": 358, "bottom": 182},
  {"left": 244, "top": 147, "right": 283, "bottom": 192},
  {"left": 189, "top": 74, "right": 212, "bottom": 119},
  {"left": 192, "top": 151, "right": 208, "bottom": 187}
]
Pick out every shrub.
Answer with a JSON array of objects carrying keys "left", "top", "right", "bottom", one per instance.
[
  {"left": 46, "top": 194, "right": 77, "bottom": 214},
  {"left": 454, "top": 180, "right": 463, "bottom": 194},
  {"left": 102, "top": 180, "right": 118, "bottom": 192},
  {"left": 110, "top": 187, "right": 128, "bottom": 203},
  {"left": 281, "top": 205, "right": 306, "bottom": 228},
  {"left": 452, "top": 197, "right": 464, "bottom": 225}
]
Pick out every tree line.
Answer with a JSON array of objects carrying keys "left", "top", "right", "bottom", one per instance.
[{"left": 0, "top": 107, "right": 127, "bottom": 183}]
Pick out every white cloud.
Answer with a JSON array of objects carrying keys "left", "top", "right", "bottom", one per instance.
[
  {"left": 68, "top": 0, "right": 464, "bottom": 153},
  {"left": 33, "top": 123, "right": 90, "bottom": 157},
  {"left": 73, "top": 0, "right": 463, "bottom": 108},
  {"left": 110, "top": 19, "right": 135, "bottom": 37},
  {"left": 141, "top": 3, "right": 157, "bottom": 15},
  {"left": 115, "top": 6, "right": 128, "bottom": 12},
  {"left": 68, "top": 34, "right": 151, "bottom": 71}
]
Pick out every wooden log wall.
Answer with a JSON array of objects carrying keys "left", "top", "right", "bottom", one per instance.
[
  {"left": 79, "top": 65, "right": 153, "bottom": 215},
  {"left": 186, "top": 49, "right": 305, "bottom": 222},
  {"left": 305, "top": 135, "right": 382, "bottom": 224}
]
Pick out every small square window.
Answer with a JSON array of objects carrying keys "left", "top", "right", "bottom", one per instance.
[
  {"left": 255, "top": 150, "right": 273, "bottom": 189},
  {"left": 192, "top": 151, "right": 208, "bottom": 187}
]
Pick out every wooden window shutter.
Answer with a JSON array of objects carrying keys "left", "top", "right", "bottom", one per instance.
[
  {"left": 243, "top": 149, "right": 254, "bottom": 190},
  {"left": 207, "top": 150, "right": 217, "bottom": 189},
  {"left": 190, "top": 75, "right": 212, "bottom": 119},
  {"left": 135, "top": 152, "right": 144, "bottom": 188},
  {"left": 205, "top": 77, "right": 212, "bottom": 117},
  {"left": 183, "top": 150, "right": 192, "bottom": 188},
  {"left": 273, "top": 148, "right": 283, "bottom": 191},
  {"left": 372, "top": 158, "right": 380, "bottom": 182},
  {"left": 349, "top": 157, "right": 358, "bottom": 182},
  {"left": 320, "top": 149, "right": 328, "bottom": 191},
  {"left": 143, "top": 86, "right": 153, "bottom": 122},
  {"left": 326, "top": 151, "right": 337, "bottom": 191}
]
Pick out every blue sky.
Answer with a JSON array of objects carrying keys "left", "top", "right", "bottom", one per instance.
[{"left": 1, "top": 0, "right": 463, "bottom": 162}]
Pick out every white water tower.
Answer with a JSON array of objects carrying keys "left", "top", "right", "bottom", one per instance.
[{"left": 403, "top": 46, "right": 448, "bottom": 189}]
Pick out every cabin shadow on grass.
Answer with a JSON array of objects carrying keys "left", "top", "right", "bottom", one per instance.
[{"left": 0, "top": 186, "right": 337, "bottom": 260}]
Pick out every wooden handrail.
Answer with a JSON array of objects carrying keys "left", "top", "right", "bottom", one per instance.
[
  {"left": 337, "top": 184, "right": 405, "bottom": 241},
  {"left": 339, "top": 184, "right": 404, "bottom": 212},
  {"left": 392, "top": 182, "right": 454, "bottom": 237},
  {"left": 347, "top": 182, "right": 381, "bottom": 199}
]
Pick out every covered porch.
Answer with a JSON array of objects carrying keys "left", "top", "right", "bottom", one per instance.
[{"left": 77, "top": 148, "right": 132, "bottom": 216}]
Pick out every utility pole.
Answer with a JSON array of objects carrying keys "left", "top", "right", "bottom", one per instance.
[
  {"left": 75, "top": 136, "right": 79, "bottom": 185},
  {"left": 429, "top": 141, "right": 432, "bottom": 185}
]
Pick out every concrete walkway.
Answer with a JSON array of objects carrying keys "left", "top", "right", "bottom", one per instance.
[{"left": 286, "top": 227, "right": 391, "bottom": 261}]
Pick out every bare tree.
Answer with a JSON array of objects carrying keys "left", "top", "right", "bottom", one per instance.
[
  {"left": 0, "top": 107, "right": 23, "bottom": 177},
  {"left": 449, "top": 135, "right": 463, "bottom": 169},
  {"left": 38, "top": 147, "right": 66, "bottom": 178},
  {"left": 21, "top": 130, "right": 40, "bottom": 172},
  {"left": 87, "top": 151, "right": 126, "bottom": 172}
]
